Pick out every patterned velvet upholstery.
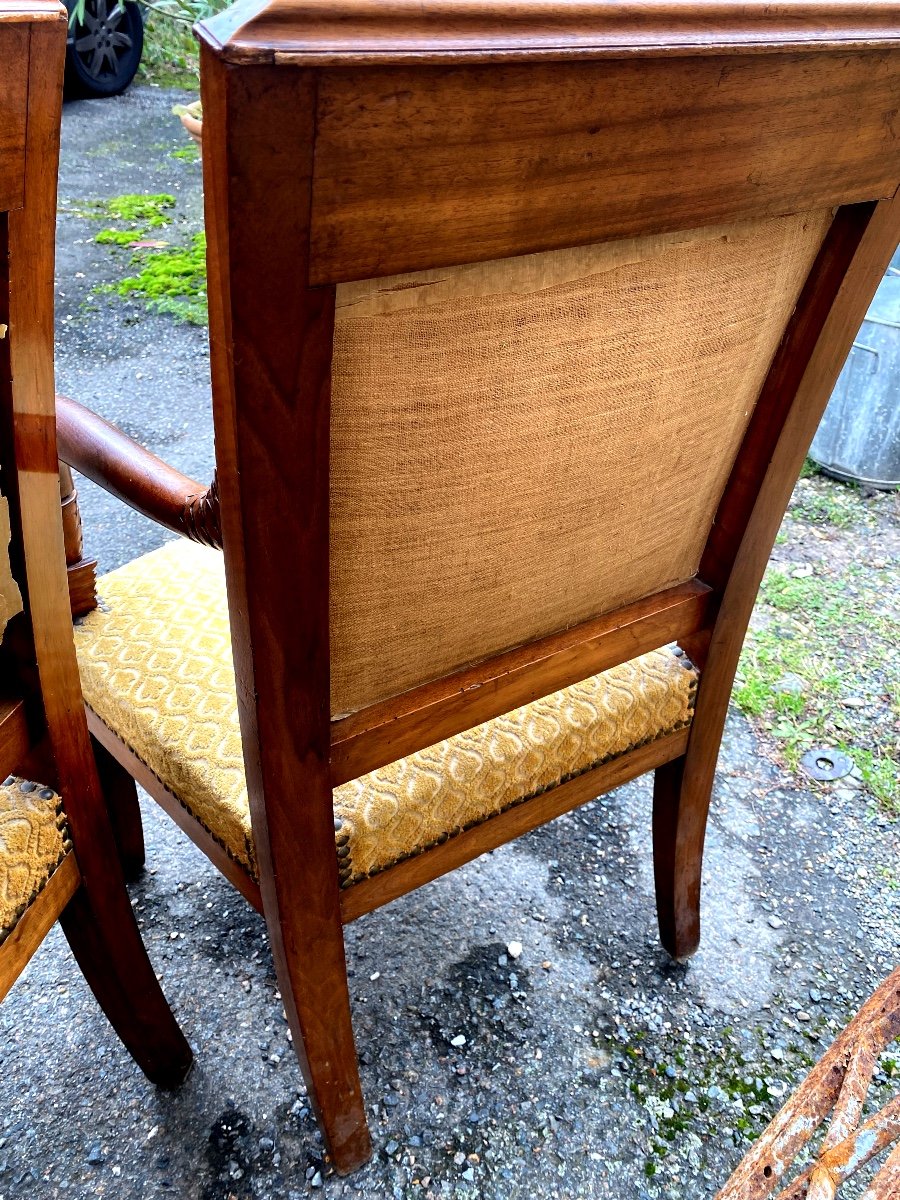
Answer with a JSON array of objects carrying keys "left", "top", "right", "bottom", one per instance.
[
  {"left": 0, "top": 778, "right": 70, "bottom": 942},
  {"left": 74, "top": 541, "right": 699, "bottom": 885}
]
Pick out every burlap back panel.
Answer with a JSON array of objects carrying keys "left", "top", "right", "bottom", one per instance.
[{"left": 329, "top": 210, "right": 831, "bottom": 717}]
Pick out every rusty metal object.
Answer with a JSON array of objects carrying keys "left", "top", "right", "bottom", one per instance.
[{"left": 716, "top": 967, "right": 900, "bottom": 1200}]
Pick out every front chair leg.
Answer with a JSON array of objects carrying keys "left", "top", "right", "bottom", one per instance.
[
  {"left": 652, "top": 754, "right": 712, "bottom": 961},
  {"left": 60, "top": 877, "right": 192, "bottom": 1088},
  {"left": 93, "top": 735, "right": 145, "bottom": 881}
]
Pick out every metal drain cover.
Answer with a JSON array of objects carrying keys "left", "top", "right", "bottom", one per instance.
[{"left": 801, "top": 748, "right": 854, "bottom": 782}]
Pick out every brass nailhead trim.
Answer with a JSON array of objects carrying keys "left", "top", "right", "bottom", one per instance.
[{"left": 338, "top": 653, "right": 700, "bottom": 891}]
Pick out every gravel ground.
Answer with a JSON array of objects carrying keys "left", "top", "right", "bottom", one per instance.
[{"left": 0, "top": 86, "right": 898, "bottom": 1200}]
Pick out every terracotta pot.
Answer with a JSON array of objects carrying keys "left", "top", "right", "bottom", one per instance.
[{"left": 178, "top": 101, "right": 203, "bottom": 152}]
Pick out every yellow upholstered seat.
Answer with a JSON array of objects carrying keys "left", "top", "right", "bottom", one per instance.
[
  {"left": 74, "top": 541, "right": 699, "bottom": 885},
  {"left": 0, "top": 777, "right": 70, "bottom": 940}
]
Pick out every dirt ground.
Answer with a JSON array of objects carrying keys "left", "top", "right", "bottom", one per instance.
[{"left": 0, "top": 86, "right": 897, "bottom": 1200}]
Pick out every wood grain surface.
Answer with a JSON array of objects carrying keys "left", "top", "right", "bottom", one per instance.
[{"left": 310, "top": 52, "right": 900, "bottom": 281}]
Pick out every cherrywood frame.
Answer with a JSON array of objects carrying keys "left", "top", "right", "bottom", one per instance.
[
  {"left": 54, "top": 0, "right": 900, "bottom": 1172},
  {"left": 0, "top": 0, "right": 192, "bottom": 1082}
]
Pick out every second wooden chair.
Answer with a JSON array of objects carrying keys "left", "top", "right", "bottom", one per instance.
[{"left": 0, "top": 0, "right": 191, "bottom": 1089}]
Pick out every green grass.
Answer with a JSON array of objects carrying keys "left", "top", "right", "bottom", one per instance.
[
  {"left": 735, "top": 545, "right": 900, "bottom": 814},
  {"left": 799, "top": 456, "right": 821, "bottom": 479},
  {"left": 104, "top": 232, "right": 208, "bottom": 326},
  {"left": 852, "top": 749, "right": 899, "bottom": 812},
  {"left": 790, "top": 481, "right": 864, "bottom": 529},
  {"left": 760, "top": 571, "right": 844, "bottom": 614},
  {"left": 89, "top": 192, "right": 208, "bottom": 325}
]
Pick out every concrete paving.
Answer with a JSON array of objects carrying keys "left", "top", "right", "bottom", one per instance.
[{"left": 0, "top": 86, "right": 897, "bottom": 1200}]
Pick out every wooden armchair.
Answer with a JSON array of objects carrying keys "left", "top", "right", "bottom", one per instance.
[
  {"left": 55, "top": 0, "right": 900, "bottom": 1173},
  {"left": 0, "top": 0, "right": 191, "bottom": 1085}
]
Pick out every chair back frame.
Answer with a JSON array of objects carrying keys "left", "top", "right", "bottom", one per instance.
[
  {"left": 193, "top": 0, "right": 900, "bottom": 1169},
  {"left": 0, "top": 5, "right": 119, "bottom": 955}
]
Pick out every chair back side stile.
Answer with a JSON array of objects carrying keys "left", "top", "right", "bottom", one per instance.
[{"left": 199, "top": 60, "right": 372, "bottom": 1162}]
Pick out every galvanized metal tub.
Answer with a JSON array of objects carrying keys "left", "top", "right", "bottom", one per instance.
[{"left": 809, "top": 250, "right": 900, "bottom": 490}]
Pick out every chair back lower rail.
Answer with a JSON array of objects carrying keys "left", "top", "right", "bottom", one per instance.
[{"left": 330, "top": 578, "right": 713, "bottom": 785}]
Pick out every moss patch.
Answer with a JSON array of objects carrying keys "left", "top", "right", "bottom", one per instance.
[
  {"left": 604, "top": 987, "right": 899, "bottom": 1185},
  {"left": 89, "top": 192, "right": 208, "bottom": 326},
  {"left": 171, "top": 143, "right": 201, "bottom": 163},
  {"left": 104, "top": 232, "right": 208, "bottom": 326},
  {"left": 95, "top": 229, "right": 150, "bottom": 246},
  {"left": 102, "top": 193, "right": 176, "bottom": 227}
]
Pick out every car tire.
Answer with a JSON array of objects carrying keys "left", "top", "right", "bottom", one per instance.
[{"left": 65, "top": 0, "right": 144, "bottom": 99}]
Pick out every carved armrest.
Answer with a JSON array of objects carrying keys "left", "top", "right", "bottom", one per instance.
[{"left": 55, "top": 395, "right": 222, "bottom": 550}]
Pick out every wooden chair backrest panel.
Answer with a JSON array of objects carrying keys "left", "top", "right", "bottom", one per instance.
[{"left": 329, "top": 209, "right": 831, "bottom": 716}]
